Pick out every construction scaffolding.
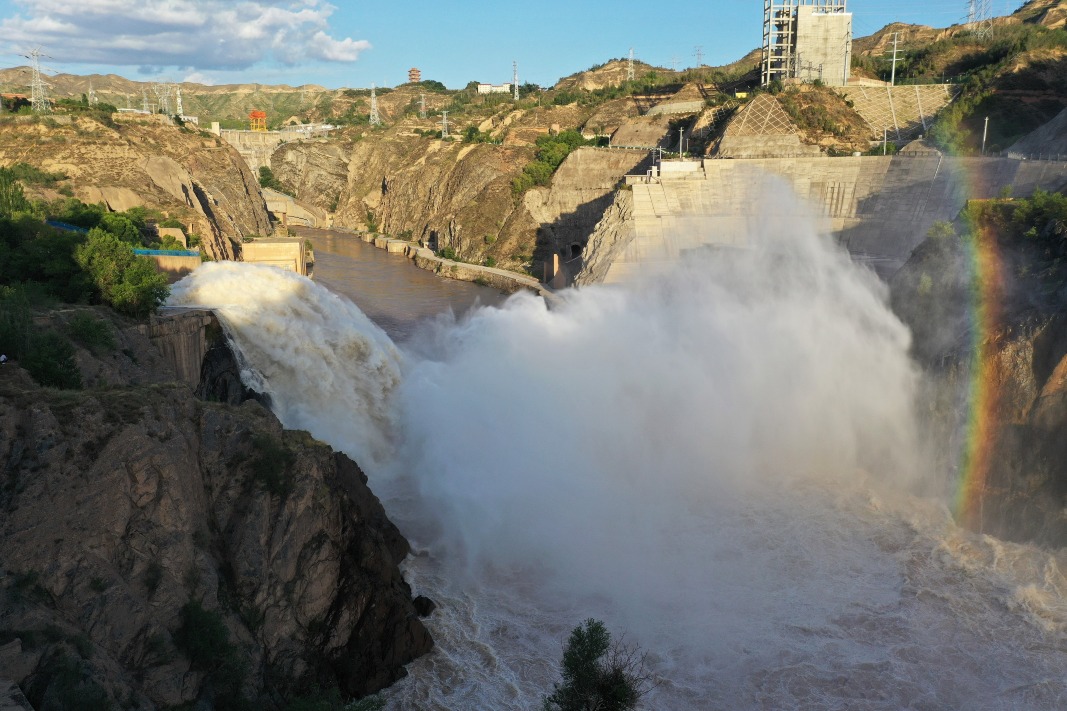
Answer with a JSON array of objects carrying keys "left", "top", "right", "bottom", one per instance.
[{"left": 761, "top": 0, "right": 851, "bottom": 87}]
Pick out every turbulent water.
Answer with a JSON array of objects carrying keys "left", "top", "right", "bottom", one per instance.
[{"left": 169, "top": 206, "right": 1067, "bottom": 710}]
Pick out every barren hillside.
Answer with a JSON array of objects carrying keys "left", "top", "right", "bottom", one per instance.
[{"left": 0, "top": 114, "right": 271, "bottom": 259}]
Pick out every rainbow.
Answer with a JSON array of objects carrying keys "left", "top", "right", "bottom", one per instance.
[{"left": 953, "top": 216, "right": 1005, "bottom": 531}]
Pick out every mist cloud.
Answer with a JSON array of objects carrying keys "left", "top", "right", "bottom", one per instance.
[{"left": 2, "top": 0, "right": 370, "bottom": 72}]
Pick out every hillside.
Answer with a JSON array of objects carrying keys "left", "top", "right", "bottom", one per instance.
[
  {"left": 849, "top": 0, "right": 1067, "bottom": 152},
  {"left": 0, "top": 113, "right": 271, "bottom": 259}
]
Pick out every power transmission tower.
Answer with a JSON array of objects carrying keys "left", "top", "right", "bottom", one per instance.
[
  {"left": 671, "top": 55, "right": 680, "bottom": 71},
  {"left": 142, "top": 88, "right": 151, "bottom": 113},
  {"left": 419, "top": 93, "right": 426, "bottom": 119},
  {"left": 886, "top": 32, "right": 902, "bottom": 86},
  {"left": 968, "top": 0, "right": 993, "bottom": 39},
  {"left": 627, "top": 48, "right": 635, "bottom": 81},
  {"left": 695, "top": 45, "right": 704, "bottom": 66},
  {"left": 87, "top": 80, "right": 97, "bottom": 105},
  {"left": 369, "top": 82, "right": 381, "bottom": 125},
  {"left": 175, "top": 86, "right": 184, "bottom": 117},
  {"left": 440, "top": 110, "right": 449, "bottom": 138},
  {"left": 513, "top": 61, "right": 519, "bottom": 100},
  {"left": 23, "top": 47, "right": 50, "bottom": 113},
  {"left": 153, "top": 82, "right": 172, "bottom": 114}
]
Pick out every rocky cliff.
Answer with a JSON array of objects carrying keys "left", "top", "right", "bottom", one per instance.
[
  {"left": 891, "top": 206, "right": 1067, "bottom": 546},
  {"left": 0, "top": 308, "right": 431, "bottom": 709},
  {"left": 273, "top": 135, "right": 647, "bottom": 279},
  {"left": 0, "top": 115, "right": 272, "bottom": 261}
]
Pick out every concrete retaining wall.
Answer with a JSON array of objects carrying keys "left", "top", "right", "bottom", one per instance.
[
  {"left": 240, "top": 240, "right": 307, "bottom": 275},
  {"left": 595, "top": 154, "right": 1067, "bottom": 283}
]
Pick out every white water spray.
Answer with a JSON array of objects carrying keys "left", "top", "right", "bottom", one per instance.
[{"left": 169, "top": 201, "right": 1067, "bottom": 709}]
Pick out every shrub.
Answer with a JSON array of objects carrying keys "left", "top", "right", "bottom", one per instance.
[
  {"left": 542, "top": 619, "right": 654, "bottom": 711},
  {"left": 24, "top": 331, "right": 82, "bottom": 389},
  {"left": 67, "top": 312, "right": 116, "bottom": 353},
  {"left": 74, "top": 228, "right": 169, "bottom": 317},
  {"left": 27, "top": 653, "right": 111, "bottom": 711},
  {"left": 250, "top": 433, "right": 296, "bottom": 497},
  {"left": 174, "top": 599, "right": 249, "bottom": 708}
]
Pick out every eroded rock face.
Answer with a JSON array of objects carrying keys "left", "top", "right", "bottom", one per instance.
[
  {"left": 0, "top": 116, "right": 272, "bottom": 261},
  {"left": 892, "top": 227, "right": 1067, "bottom": 546},
  {"left": 0, "top": 310, "right": 431, "bottom": 709},
  {"left": 273, "top": 138, "right": 646, "bottom": 276}
]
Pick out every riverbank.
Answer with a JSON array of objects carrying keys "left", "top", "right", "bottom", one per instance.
[{"left": 301, "top": 226, "right": 550, "bottom": 297}]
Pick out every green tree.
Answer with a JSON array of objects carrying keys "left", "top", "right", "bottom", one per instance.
[
  {"left": 0, "top": 169, "right": 32, "bottom": 218},
  {"left": 258, "top": 165, "right": 286, "bottom": 192},
  {"left": 74, "top": 228, "right": 169, "bottom": 317},
  {"left": 543, "top": 619, "right": 654, "bottom": 711},
  {"left": 98, "top": 213, "right": 142, "bottom": 244}
]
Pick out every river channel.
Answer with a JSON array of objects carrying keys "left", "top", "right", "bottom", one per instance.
[{"left": 297, "top": 227, "right": 509, "bottom": 341}]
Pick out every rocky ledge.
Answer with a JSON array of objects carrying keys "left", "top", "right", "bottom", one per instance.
[{"left": 0, "top": 309, "right": 431, "bottom": 709}]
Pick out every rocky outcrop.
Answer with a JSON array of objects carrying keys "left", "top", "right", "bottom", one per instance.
[
  {"left": 892, "top": 216, "right": 1067, "bottom": 546},
  {"left": 0, "top": 116, "right": 272, "bottom": 261},
  {"left": 275, "top": 138, "right": 650, "bottom": 279},
  {"left": 573, "top": 191, "right": 635, "bottom": 285},
  {"left": 0, "top": 308, "right": 431, "bottom": 709}
]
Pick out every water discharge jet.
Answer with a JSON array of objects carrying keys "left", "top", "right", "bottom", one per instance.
[{"left": 168, "top": 193, "right": 1067, "bottom": 709}]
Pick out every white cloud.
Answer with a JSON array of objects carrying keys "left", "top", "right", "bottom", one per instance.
[
  {"left": 2, "top": 0, "right": 370, "bottom": 72},
  {"left": 181, "top": 71, "right": 216, "bottom": 85}
]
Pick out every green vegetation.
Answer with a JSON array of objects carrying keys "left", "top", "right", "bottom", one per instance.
[
  {"left": 23, "top": 331, "right": 82, "bottom": 390},
  {"left": 971, "top": 189, "right": 1067, "bottom": 296},
  {"left": 67, "top": 312, "right": 116, "bottom": 353},
  {"left": 512, "top": 130, "right": 591, "bottom": 196},
  {"left": 174, "top": 599, "right": 250, "bottom": 710},
  {"left": 543, "top": 619, "right": 653, "bottom": 711},
  {"left": 250, "top": 432, "right": 297, "bottom": 497},
  {"left": 874, "top": 24, "right": 1067, "bottom": 153},
  {"left": 463, "top": 125, "right": 494, "bottom": 143},
  {"left": 258, "top": 165, "right": 289, "bottom": 193},
  {"left": 0, "top": 168, "right": 174, "bottom": 387},
  {"left": 26, "top": 652, "right": 112, "bottom": 711},
  {"left": 75, "top": 229, "right": 169, "bottom": 317},
  {"left": 3, "top": 162, "right": 68, "bottom": 186}
]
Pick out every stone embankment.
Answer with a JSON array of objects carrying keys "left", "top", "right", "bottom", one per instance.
[
  {"left": 0, "top": 307, "right": 432, "bottom": 709},
  {"left": 323, "top": 227, "right": 546, "bottom": 295}
]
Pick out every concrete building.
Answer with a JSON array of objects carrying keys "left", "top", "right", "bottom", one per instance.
[
  {"left": 477, "top": 83, "right": 512, "bottom": 95},
  {"left": 762, "top": 0, "right": 852, "bottom": 87}
]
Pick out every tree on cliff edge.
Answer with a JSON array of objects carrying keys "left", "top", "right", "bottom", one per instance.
[
  {"left": 543, "top": 619, "right": 655, "bottom": 711},
  {"left": 75, "top": 228, "right": 169, "bottom": 318}
]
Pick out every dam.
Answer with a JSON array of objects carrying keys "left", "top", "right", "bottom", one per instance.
[{"left": 578, "top": 152, "right": 1067, "bottom": 284}]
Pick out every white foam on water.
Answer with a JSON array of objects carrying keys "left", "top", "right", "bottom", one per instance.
[{"left": 168, "top": 199, "right": 1067, "bottom": 710}]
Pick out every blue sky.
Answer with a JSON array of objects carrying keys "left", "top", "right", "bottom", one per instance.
[{"left": 0, "top": 0, "right": 1027, "bottom": 89}]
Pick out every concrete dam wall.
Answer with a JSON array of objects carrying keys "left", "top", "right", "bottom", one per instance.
[{"left": 578, "top": 154, "right": 1067, "bottom": 284}]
